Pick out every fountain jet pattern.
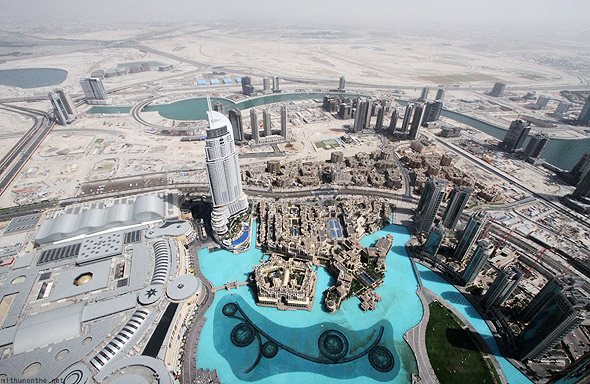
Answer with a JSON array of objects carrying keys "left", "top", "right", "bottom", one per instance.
[{"left": 222, "top": 302, "right": 395, "bottom": 373}]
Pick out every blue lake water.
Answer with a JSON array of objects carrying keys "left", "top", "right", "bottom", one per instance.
[
  {"left": 86, "top": 92, "right": 362, "bottom": 121},
  {"left": 396, "top": 99, "right": 590, "bottom": 171},
  {"left": 416, "top": 263, "right": 533, "bottom": 384},
  {"left": 86, "top": 106, "right": 133, "bottom": 114},
  {"left": 196, "top": 222, "right": 423, "bottom": 383},
  {"left": 86, "top": 92, "right": 589, "bottom": 171},
  {"left": 440, "top": 110, "right": 590, "bottom": 171},
  {"left": 0, "top": 68, "right": 67, "bottom": 89}
]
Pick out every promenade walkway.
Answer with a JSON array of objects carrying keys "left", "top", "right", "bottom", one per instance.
[
  {"left": 404, "top": 252, "right": 439, "bottom": 384},
  {"left": 180, "top": 242, "right": 219, "bottom": 384}
]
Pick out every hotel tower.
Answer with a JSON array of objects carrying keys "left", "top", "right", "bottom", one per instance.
[{"left": 205, "top": 98, "right": 249, "bottom": 235}]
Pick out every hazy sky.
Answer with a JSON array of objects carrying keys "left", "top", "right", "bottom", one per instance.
[{"left": 2, "top": 0, "right": 589, "bottom": 33}]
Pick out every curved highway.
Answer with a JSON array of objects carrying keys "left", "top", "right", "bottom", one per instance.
[{"left": 0, "top": 103, "right": 53, "bottom": 196}]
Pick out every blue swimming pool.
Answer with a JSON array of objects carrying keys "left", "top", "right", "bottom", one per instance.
[
  {"left": 417, "top": 263, "right": 533, "bottom": 384},
  {"left": 196, "top": 223, "right": 423, "bottom": 383}
]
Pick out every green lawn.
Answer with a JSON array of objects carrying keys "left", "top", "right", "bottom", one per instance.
[{"left": 425, "top": 301, "right": 498, "bottom": 384}]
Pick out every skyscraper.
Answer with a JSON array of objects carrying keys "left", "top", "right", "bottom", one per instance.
[
  {"left": 535, "top": 95, "right": 549, "bottom": 110},
  {"left": 375, "top": 106, "right": 385, "bottom": 131},
  {"left": 364, "top": 100, "right": 373, "bottom": 129},
  {"left": 489, "top": 82, "right": 506, "bottom": 97},
  {"left": 408, "top": 104, "right": 424, "bottom": 140},
  {"left": 518, "top": 289, "right": 588, "bottom": 360},
  {"left": 228, "top": 109, "right": 244, "bottom": 142},
  {"left": 338, "top": 76, "right": 346, "bottom": 92},
  {"left": 578, "top": 94, "right": 590, "bottom": 126},
  {"left": 574, "top": 171, "right": 590, "bottom": 198},
  {"left": 521, "top": 276, "right": 578, "bottom": 323},
  {"left": 400, "top": 104, "right": 414, "bottom": 133},
  {"left": 338, "top": 104, "right": 352, "bottom": 119},
  {"left": 205, "top": 99, "right": 249, "bottom": 236},
  {"left": 213, "top": 102, "right": 224, "bottom": 113},
  {"left": 569, "top": 153, "right": 590, "bottom": 185},
  {"left": 242, "top": 76, "right": 254, "bottom": 95},
  {"left": 499, "top": 119, "right": 531, "bottom": 152},
  {"left": 263, "top": 109, "right": 272, "bottom": 136},
  {"left": 80, "top": 78, "right": 110, "bottom": 105},
  {"left": 353, "top": 99, "right": 370, "bottom": 132},
  {"left": 461, "top": 239, "right": 493, "bottom": 285},
  {"left": 521, "top": 133, "right": 548, "bottom": 162},
  {"left": 263, "top": 77, "right": 271, "bottom": 92},
  {"left": 48, "top": 90, "right": 76, "bottom": 125},
  {"left": 454, "top": 211, "right": 488, "bottom": 261},
  {"left": 554, "top": 101, "right": 571, "bottom": 117},
  {"left": 442, "top": 186, "right": 473, "bottom": 230},
  {"left": 280, "top": 104, "right": 287, "bottom": 139},
  {"left": 435, "top": 88, "right": 445, "bottom": 101},
  {"left": 421, "top": 223, "right": 445, "bottom": 258},
  {"left": 422, "top": 101, "right": 443, "bottom": 125},
  {"left": 389, "top": 109, "right": 398, "bottom": 132},
  {"left": 482, "top": 266, "right": 524, "bottom": 308},
  {"left": 272, "top": 76, "right": 280, "bottom": 93},
  {"left": 415, "top": 176, "right": 448, "bottom": 233},
  {"left": 418, "top": 86, "right": 430, "bottom": 101},
  {"left": 250, "top": 109, "right": 259, "bottom": 144},
  {"left": 56, "top": 89, "right": 77, "bottom": 116}
]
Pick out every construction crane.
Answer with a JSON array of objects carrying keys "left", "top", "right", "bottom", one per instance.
[
  {"left": 479, "top": 217, "right": 495, "bottom": 239},
  {"left": 490, "top": 228, "right": 514, "bottom": 259},
  {"left": 524, "top": 247, "right": 556, "bottom": 278}
]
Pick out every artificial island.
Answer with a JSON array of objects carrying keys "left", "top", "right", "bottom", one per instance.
[{"left": 0, "top": 21, "right": 590, "bottom": 384}]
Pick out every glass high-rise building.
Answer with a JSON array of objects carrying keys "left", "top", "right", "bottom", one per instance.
[
  {"left": 489, "top": 82, "right": 506, "bottom": 97},
  {"left": 461, "top": 239, "right": 493, "bottom": 285},
  {"left": 250, "top": 109, "right": 259, "bottom": 144},
  {"left": 353, "top": 99, "right": 371, "bottom": 132},
  {"left": 389, "top": 109, "right": 398, "bottom": 132},
  {"left": 521, "top": 276, "right": 578, "bottom": 323},
  {"left": 205, "top": 101, "right": 249, "bottom": 235},
  {"left": 418, "top": 86, "right": 429, "bottom": 101},
  {"left": 521, "top": 134, "right": 548, "bottom": 162},
  {"left": 228, "top": 109, "right": 244, "bottom": 143},
  {"left": 280, "top": 105, "right": 287, "bottom": 139},
  {"left": 578, "top": 94, "right": 590, "bottom": 126},
  {"left": 499, "top": 119, "right": 531, "bottom": 152},
  {"left": 400, "top": 104, "right": 414, "bottom": 133},
  {"left": 422, "top": 101, "right": 443, "bottom": 125},
  {"left": 338, "top": 76, "right": 346, "bottom": 92},
  {"left": 482, "top": 266, "right": 524, "bottom": 308},
  {"left": 263, "top": 109, "right": 272, "bottom": 137},
  {"left": 408, "top": 104, "right": 424, "bottom": 140},
  {"left": 48, "top": 90, "right": 76, "bottom": 125},
  {"left": 80, "top": 77, "right": 110, "bottom": 105},
  {"left": 415, "top": 176, "right": 447, "bottom": 233},
  {"left": 442, "top": 186, "right": 473, "bottom": 230},
  {"left": 518, "top": 290, "right": 588, "bottom": 360},
  {"left": 421, "top": 223, "right": 445, "bottom": 258},
  {"left": 454, "top": 211, "right": 488, "bottom": 261}
]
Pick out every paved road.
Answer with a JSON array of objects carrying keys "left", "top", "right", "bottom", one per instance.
[
  {"left": 119, "top": 43, "right": 210, "bottom": 71},
  {"left": 392, "top": 142, "right": 412, "bottom": 197},
  {"left": 425, "top": 132, "right": 590, "bottom": 229},
  {"left": 181, "top": 242, "right": 218, "bottom": 384},
  {"left": 0, "top": 104, "right": 53, "bottom": 196},
  {"left": 0, "top": 181, "right": 418, "bottom": 222},
  {"left": 404, "top": 253, "right": 439, "bottom": 384}
]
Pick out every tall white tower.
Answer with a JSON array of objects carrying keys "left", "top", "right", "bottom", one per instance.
[{"left": 205, "top": 97, "right": 249, "bottom": 235}]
